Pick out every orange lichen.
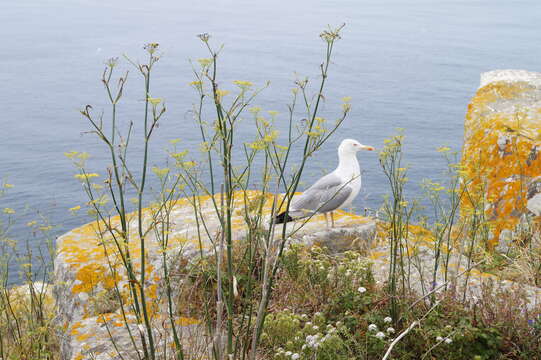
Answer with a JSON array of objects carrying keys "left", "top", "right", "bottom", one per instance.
[
  {"left": 70, "top": 321, "right": 84, "bottom": 335},
  {"left": 59, "top": 189, "right": 377, "bottom": 339},
  {"left": 175, "top": 316, "right": 201, "bottom": 326},
  {"left": 71, "top": 264, "right": 106, "bottom": 294},
  {"left": 97, "top": 314, "right": 113, "bottom": 323},
  {"left": 462, "top": 81, "right": 541, "bottom": 247},
  {"left": 76, "top": 333, "right": 92, "bottom": 341}
]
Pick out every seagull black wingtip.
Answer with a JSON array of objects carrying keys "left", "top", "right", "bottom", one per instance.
[{"left": 274, "top": 212, "right": 293, "bottom": 224}]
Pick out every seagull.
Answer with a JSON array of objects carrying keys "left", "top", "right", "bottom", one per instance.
[{"left": 275, "top": 139, "right": 375, "bottom": 227}]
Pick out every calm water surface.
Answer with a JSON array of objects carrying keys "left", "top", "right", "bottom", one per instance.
[{"left": 1, "top": 0, "right": 540, "bottom": 281}]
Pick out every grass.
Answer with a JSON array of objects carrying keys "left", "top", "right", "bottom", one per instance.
[
  {"left": 0, "top": 183, "right": 59, "bottom": 360},
  {"left": 251, "top": 245, "right": 540, "bottom": 359}
]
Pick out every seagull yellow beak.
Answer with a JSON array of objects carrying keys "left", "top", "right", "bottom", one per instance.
[{"left": 362, "top": 145, "right": 375, "bottom": 151}]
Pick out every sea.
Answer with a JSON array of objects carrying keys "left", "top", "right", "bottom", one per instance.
[{"left": 1, "top": 0, "right": 540, "bottom": 283}]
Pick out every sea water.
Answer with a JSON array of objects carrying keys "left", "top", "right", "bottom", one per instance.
[{"left": 1, "top": 0, "right": 540, "bottom": 282}]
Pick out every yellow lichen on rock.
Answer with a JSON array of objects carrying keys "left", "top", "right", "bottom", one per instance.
[
  {"left": 175, "top": 316, "right": 202, "bottom": 326},
  {"left": 54, "top": 189, "right": 375, "bottom": 359},
  {"left": 462, "top": 71, "right": 541, "bottom": 247}
]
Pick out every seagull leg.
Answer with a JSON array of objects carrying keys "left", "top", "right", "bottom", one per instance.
[
  {"left": 331, "top": 211, "right": 335, "bottom": 228},
  {"left": 324, "top": 213, "right": 329, "bottom": 229}
]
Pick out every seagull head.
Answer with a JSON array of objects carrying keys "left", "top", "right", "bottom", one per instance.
[{"left": 339, "top": 139, "right": 375, "bottom": 155}]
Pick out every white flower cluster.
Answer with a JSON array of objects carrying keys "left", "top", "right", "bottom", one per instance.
[
  {"left": 368, "top": 319, "right": 394, "bottom": 340},
  {"left": 275, "top": 349, "right": 300, "bottom": 359},
  {"left": 301, "top": 324, "right": 338, "bottom": 351},
  {"left": 321, "top": 251, "right": 371, "bottom": 283},
  {"left": 303, "top": 333, "right": 328, "bottom": 350},
  {"left": 436, "top": 336, "right": 453, "bottom": 344}
]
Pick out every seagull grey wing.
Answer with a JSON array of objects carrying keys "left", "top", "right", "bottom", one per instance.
[
  {"left": 313, "top": 185, "right": 352, "bottom": 213},
  {"left": 291, "top": 173, "right": 352, "bottom": 215},
  {"left": 305, "top": 172, "right": 343, "bottom": 191}
]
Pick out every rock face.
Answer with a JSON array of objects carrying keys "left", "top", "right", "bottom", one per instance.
[
  {"left": 369, "top": 243, "right": 541, "bottom": 311},
  {"left": 527, "top": 176, "right": 541, "bottom": 216},
  {"left": 54, "top": 190, "right": 376, "bottom": 360},
  {"left": 54, "top": 188, "right": 541, "bottom": 359},
  {"left": 462, "top": 70, "right": 541, "bottom": 247}
]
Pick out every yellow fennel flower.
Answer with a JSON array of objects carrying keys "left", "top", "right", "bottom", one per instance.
[
  {"left": 69, "top": 205, "right": 81, "bottom": 214},
  {"left": 147, "top": 97, "right": 163, "bottom": 106},
  {"left": 233, "top": 80, "right": 253, "bottom": 88},
  {"left": 74, "top": 173, "right": 100, "bottom": 180},
  {"left": 216, "top": 89, "right": 230, "bottom": 98},
  {"left": 197, "top": 58, "right": 212, "bottom": 68},
  {"left": 152, "top": 166, "right": 170, "bottom": 179},
  {"left": 437, "top": 146, "right": 451, "bottom": 152}
]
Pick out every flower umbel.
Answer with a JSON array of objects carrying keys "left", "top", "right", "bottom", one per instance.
[
  {"left": 197, "top": 33, "right": 210, "bottom": 43},
  {"left": 69, "top": 205, "right": 81, "bottom": 214},
  {"left": 147, "top": 97, "right": 163, "bottom": 106},
  {"left": 144, "top": 42, "right": 159, "bottom": 54},
  {"left": 319, "top": 24, "right": 345, "bottom": 43},
  {"left": 233, "top": 80, "right": 253, "bottom": 89},
  {"left": 74, "top": 173, "right": 100, "bottom": 181}
]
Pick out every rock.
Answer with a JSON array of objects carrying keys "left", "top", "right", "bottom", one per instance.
[
  {"left": 369, "top": 242, "right": 541, "bottom": 310},
  {"left": 54, "top": 187, "right": 541, "bottom": 358},
  {"left": 462, "top": 69, "right": 541, "bottom": 247},
  {"left": 294, "top": 223, "right": 376, "bottom": 253},
  {"left": 496, "top": 229, "right": 512, "bottom": 253},
  {"left": 8, "top": 281, "right": 54, "bottom": 315},
  {"left": 479, "top": 69, "right": 541, "bottom": 88},
  {"left": 53, "top": 190, "right": 376, "bottom": 360},
  {"left": 527, "top": 176, "right": 541, "bottom": 216}
]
